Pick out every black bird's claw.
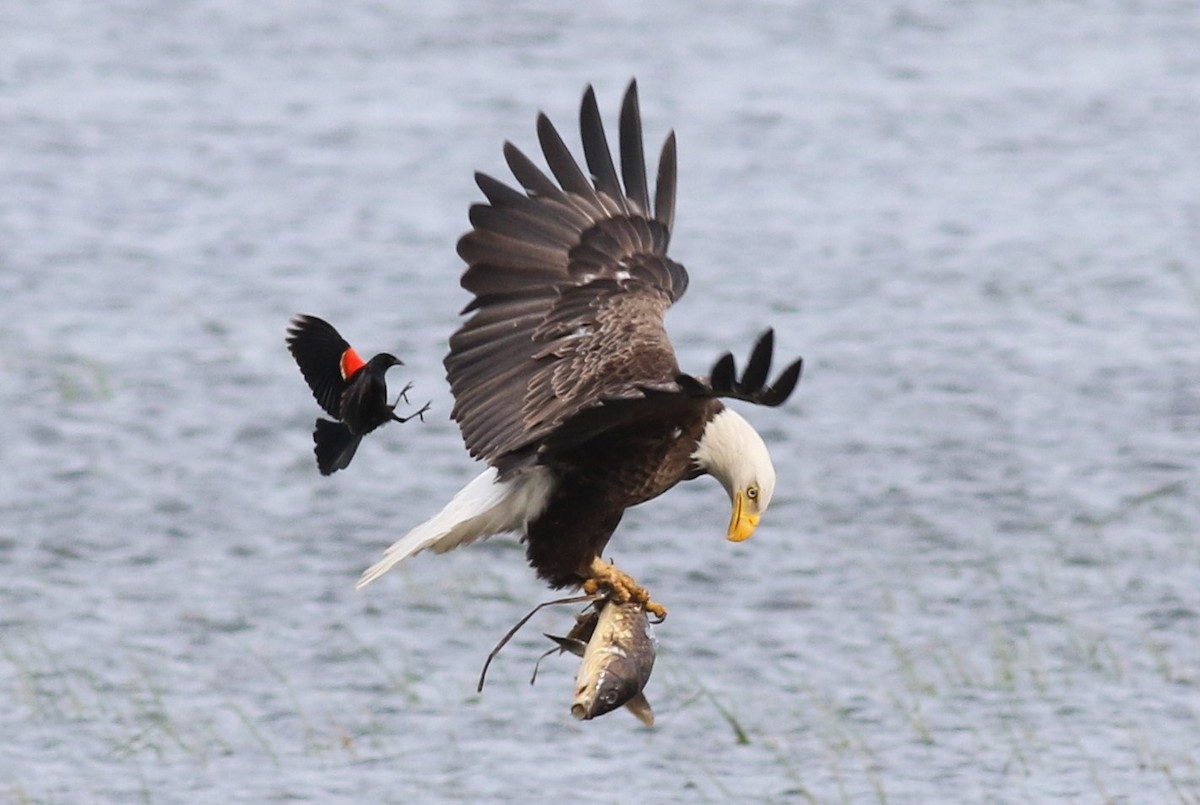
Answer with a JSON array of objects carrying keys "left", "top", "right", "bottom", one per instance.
[
  {"left": 393, "top": 400, "right": 432, "bottom": 424},
  {"left": 394, "top": 381, "right": 415, "bottom": 406}
]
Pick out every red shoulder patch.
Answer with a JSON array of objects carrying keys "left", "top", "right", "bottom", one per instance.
[{"left": 340, "top": 347, "right": 366, "bottom": 379}]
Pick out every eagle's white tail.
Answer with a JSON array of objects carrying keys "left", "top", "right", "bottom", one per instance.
[{"left": 356, "top": 466, "right": 554, "bottom": 589}]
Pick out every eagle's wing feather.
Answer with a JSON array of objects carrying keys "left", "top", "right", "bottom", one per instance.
[
  {"left": 678, "top": 329, "right": 805, "bottom": 408},
  {"left": 618, "top": 82, "right": 651, "bottom": 215},
  {"left": 447, "top": 81, "right": 688, "bottom": 473},
  {"left": 580, "top": 86, "right": 629, "bottom": 215}
]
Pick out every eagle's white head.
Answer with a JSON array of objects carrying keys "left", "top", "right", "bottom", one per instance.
[{"left": 692, "top": 406, "right": 777, "bottom": 542}]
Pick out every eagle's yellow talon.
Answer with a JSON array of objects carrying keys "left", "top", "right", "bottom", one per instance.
[{"left": 584, "top": 557, "right": 665, "bottom": 619}]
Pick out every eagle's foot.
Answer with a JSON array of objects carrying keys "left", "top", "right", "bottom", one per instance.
[{"left": 583, "top": 557, "right": 668, "bottom": 621}]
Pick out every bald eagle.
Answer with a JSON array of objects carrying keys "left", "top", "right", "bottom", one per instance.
[{"left": 358, "top": 81, "right": 801, "bottom": 615}]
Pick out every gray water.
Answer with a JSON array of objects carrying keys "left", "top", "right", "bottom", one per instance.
[{"left": 3, "top": 2, "right": 1199, "bottom": 802}]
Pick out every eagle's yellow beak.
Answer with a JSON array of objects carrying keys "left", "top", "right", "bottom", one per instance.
[{"left": 726, "top": 490, "right": 761, "bottom": 542}]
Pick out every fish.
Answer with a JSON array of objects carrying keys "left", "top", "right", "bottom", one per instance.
[{"left": 545, "top": 599, "right": 657, "bottom": 726}]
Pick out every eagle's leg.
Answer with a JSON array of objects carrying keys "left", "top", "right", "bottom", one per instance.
[{"left": 583, "top": 556, "right": 668, "bottom": 620}]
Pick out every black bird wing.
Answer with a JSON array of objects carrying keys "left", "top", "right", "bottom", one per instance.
[
  {"left": 447, "top": 81, "right": 689, "bottom": 474},
  {"left": 286, "top": 315, "right": 353, "bottom": 419}
]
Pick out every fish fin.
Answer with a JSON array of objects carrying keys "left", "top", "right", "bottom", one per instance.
[
  {"left": 625, "top": 691, "right": 655, "bottom": 727},
  {"left": 544, "top": 634, "right": 588, "bottom": 658}
]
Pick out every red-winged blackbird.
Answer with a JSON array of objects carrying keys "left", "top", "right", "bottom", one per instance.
[{"left": 286, "top": 315, "right": 430, "bottom": 475}]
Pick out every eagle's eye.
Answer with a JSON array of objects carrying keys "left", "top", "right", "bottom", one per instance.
[{"left": 747, "top": 485, "right": 759, "bottom": 501}]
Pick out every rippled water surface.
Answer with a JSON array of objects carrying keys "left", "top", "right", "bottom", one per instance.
[{"left": 3, "top": 2, "right": 1199, "bottom": 802}]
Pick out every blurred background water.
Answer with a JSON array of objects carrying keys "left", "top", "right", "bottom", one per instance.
[{"left": 2, "top": 1, "right": 1198, "bottom": 802}]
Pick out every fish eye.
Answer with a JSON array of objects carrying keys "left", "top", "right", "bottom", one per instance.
[{"left": 747, "top": 485, "right": 759, "bottom": 500}]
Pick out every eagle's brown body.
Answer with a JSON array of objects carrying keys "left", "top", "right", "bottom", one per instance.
[{"left": 525, "top": 400, "right": 720, "bottom": 586}]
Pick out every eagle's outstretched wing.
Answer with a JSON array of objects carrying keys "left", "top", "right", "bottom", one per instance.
[{"left": 447, "top": 81, "right": 688, "bottom": 474}]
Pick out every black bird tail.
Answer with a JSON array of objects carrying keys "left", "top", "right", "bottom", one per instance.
[{"left": 313, "top": 418, "right": 364, "bottom": 475}]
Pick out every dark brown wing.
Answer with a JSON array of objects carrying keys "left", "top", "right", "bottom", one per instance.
[
  {"left": 286, "top": 315, "right": 351, "bottom": 418},
  {"left": 536, "top": 330, "right": 804, "bottom": 461},
  {"left": 447, "top": 81, "right": 688, "bottom": 472},
  {"left": 676, "top": 329, "right": 804, "bottom": 407}
]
